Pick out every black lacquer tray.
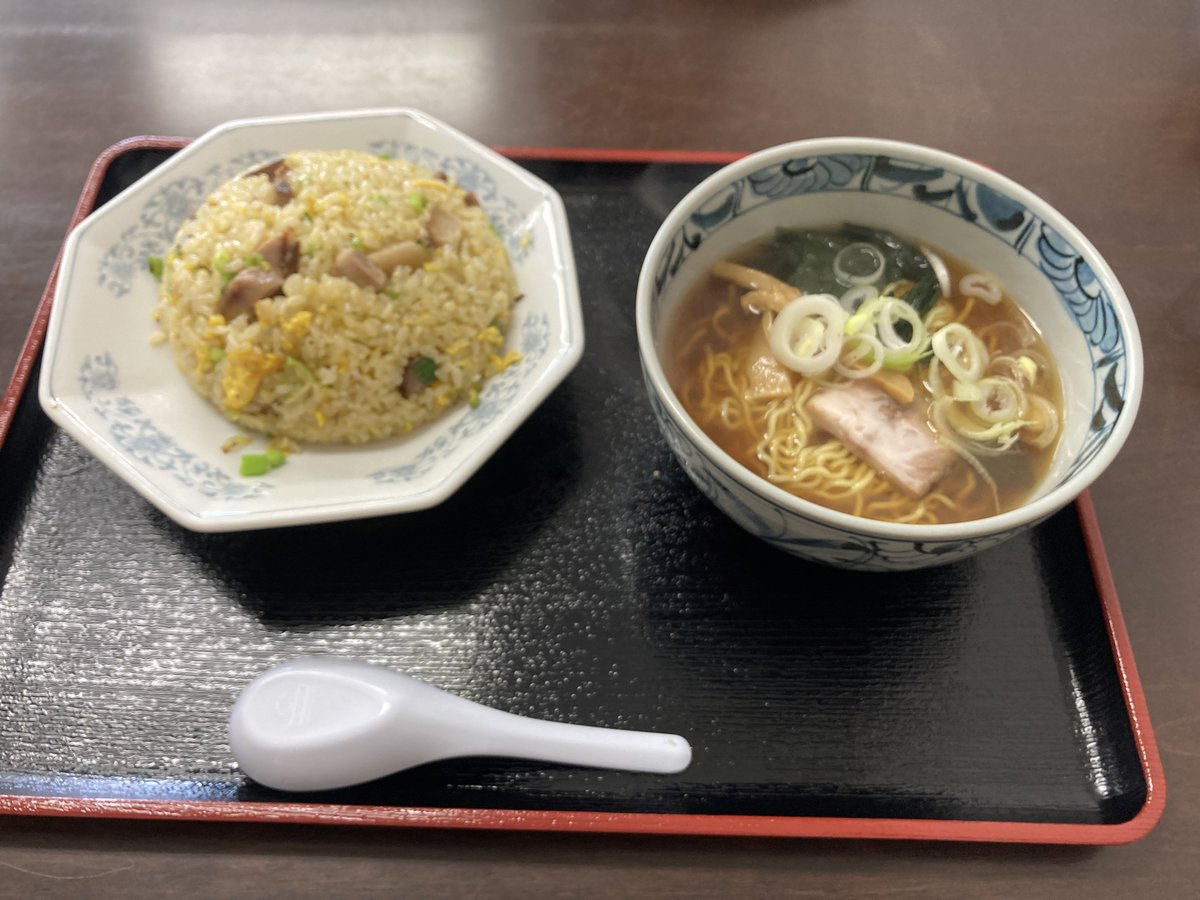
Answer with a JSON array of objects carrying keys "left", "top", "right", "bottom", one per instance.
[{"left": 0, "top": 141, "right": 1163, "bottom": 842}]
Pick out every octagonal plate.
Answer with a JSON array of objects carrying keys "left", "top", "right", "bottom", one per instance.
[{"left": 38, "top": 109, "right": 584, "bottom": 531}]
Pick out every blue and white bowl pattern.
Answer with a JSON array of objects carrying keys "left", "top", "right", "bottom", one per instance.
[
  {"left": 645, "top": 379, "right": 1025, "bottom": 570},
  {"left": 640, "top": 140, "right": 1140, "bottom": 570}
]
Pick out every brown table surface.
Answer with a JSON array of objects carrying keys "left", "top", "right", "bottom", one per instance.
[{"left": 2, "top": 0, "right": 1197, "bottom": 896}]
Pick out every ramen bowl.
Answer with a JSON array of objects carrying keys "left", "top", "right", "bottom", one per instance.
[{"left": 636, "top": 137, "right": 1142, "bottom": 571}]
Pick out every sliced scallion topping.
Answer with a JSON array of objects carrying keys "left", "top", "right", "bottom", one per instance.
[
  {"left": 212, "top": 247, "right": 235, "bottom": 285},
  {"left": 959, "top": 272, "right": 1003, "bottom": 305},
  {"left": 931, "top": 323, "right": 988, "bottom": 384},
  {"left": 240, "top": 454, "right": 270, "bottom": 477},
  {"left": 768, "top": 294, "right": 846, "bottom": 376},
  {"left": 832, "top": 242, "right": 885, "bottom": 286},
  {"left": 833, "top": 333, "right": 884, "bottom": 380},
  {"left": 240, "top": 450, "right": 287, "bottom": 477},
  {"left": 412, "top": 356, "right": 437, "bottom": 386}
]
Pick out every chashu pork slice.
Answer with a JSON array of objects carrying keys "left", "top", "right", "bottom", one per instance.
[{"left": 806, "top": 381, "right": 956, "bottom": 499}]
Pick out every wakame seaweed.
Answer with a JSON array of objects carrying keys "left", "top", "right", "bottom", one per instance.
[
  {"left": 900, "top": 269, "right": 940, "bottom": 318},
  {"left": 749, "top": 223, "right": 933, "bottom": 299}
]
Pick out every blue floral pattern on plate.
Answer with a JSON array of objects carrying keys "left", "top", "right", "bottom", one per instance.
[
  {"left": 369, "top": 139, "right": 530, "bottom": 262},
  {"left": 98, "top": 151, "right": 281, "bottom": 298},
  {"left": 78, "top": 354, "right": 272, "bottom": 501},
  {"left": 98, "top": 143, "right": 532, "bottom": 299},
  {"left": 44, "top": 110, "right": 581, "bottom": 532},
  {"left": 75, "top": 303, "right": 552, "bottom": 501},
  {"left": 89, "top": 143, "right": 549, "bottom": 497}
]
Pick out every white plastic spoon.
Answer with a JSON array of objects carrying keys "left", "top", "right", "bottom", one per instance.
[{"left": 228, "top": 656, "right": 693, "bottom": 791}]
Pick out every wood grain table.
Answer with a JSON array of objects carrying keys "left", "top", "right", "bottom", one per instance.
[{"left": 1, "top": 0, "right": 1196, "bottom": 896}]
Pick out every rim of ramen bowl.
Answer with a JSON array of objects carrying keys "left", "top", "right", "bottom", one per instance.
[{"left": 636, "top": 137, "right": 1144, "bottom": 543}]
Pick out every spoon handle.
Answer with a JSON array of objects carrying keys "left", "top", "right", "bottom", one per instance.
[{"left": 458, "top": 706, "right": 692, "bottom": 774}]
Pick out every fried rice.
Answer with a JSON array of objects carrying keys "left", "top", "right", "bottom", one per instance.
[{"left": 153, "top": 149, "right": 520, "bottom": 444}]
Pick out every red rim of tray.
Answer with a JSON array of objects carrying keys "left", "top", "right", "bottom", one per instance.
[{"left": 0, "top": 137, "right": 1165, "bottom": 844}]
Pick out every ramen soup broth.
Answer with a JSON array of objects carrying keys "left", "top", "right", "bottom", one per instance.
[{"left": 665, "top": 227, "right": 1064, "bottom": 525}]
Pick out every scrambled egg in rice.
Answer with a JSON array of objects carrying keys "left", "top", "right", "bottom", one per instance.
[{"left": 153, "top": 149, "right": 521, "bottom": 444}]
